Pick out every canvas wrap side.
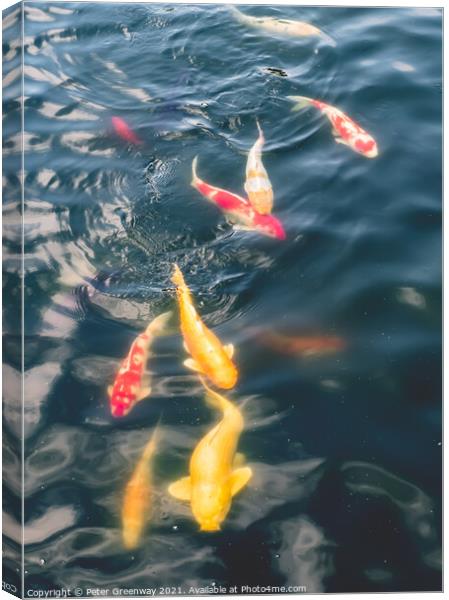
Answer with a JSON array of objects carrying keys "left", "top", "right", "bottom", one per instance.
[{"left": 3, "top": 2, "right": 25, "bottom": 598}]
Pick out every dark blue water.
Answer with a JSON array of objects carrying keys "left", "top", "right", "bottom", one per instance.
[{"left": 2, "top": 2, "right": 442, "bottom": 595}]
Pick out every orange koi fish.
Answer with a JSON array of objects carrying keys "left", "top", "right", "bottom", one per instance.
[
  {"left": 288, "top": 96, "right": 378, "bottom": 158},
  {"left": 244, "top": 120, "right": 274, "bottom": 215},
  {"left": 108, "top": 312, "right": 172, "bottom": 418},
  {"left": 168, "top": 379, "right": 251, "bottom": 531},
  {"left": 111, "top": 116, "right": 143, "bottom": 146},
  {"left": 122, "top": 426, "right": 159, "bottom": 549},
  {"left": 171, "top": 264, "right": 238, "bottom": 389},
  {"left": 191, "top": 157, "right": 286, "bottom": 240},
  {"left": 258, "top": 330, "right": 346, "bottom": 357}
]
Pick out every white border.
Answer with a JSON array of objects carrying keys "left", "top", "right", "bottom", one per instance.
[{"left": 0, "top": 1, "right": 444, "bottom": 600}]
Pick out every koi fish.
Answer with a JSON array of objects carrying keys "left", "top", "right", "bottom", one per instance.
[
  {"left": 191, "top": 157, "right": 286, "bottom": 240},
  {"left": 230, "top": 5, "right": 336, "bottom": 46},
  {"left": 122, "top": 426, "right": 159, "bottom": 549},
  {"left": 111, "top": 116, "right": 143, "bottom": 146},
  {"left": 168, "top": 379, "right": 252, "bottom": 531},
  {"left": 171, "top": 264, "right": 238, "bottom": 389},
  {"left": 257, "top": 330, "right": 346, "bottom": 357},
  {"left": 108, "top": 311, "right": 172, "bottom": 418},
  {"left": 244, "top": 120, "right": 273, "bottom": 215},
  {"left": 287, "top": 95, "right": 378, "bottom": 158}
]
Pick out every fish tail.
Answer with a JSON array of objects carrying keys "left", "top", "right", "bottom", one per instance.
[
  {"left": 145, "top": 311, "right": 172, "bottom": 337},
  {"left": 191, "top": 156, "right": 201, "bottom": 187},
  {"left": 255, "top": 118, "right": 265, "bottom": 143},
  {"left": 171, "top": 263, "right": 188, "bottom": 292},
  {"left": 287, "top": 95, "right": 314, "bottom": 112},
  {"left": 321, "top": 31, "right": 337, "bottom": 47},
  {"left": 228, "top": 4, "right": 245, "bottom": 23},
  {"left": 141, "top": 422, "right": 161, "bottom": 462}
]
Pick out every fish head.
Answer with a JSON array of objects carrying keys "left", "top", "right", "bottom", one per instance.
[
  {"left": 354, "top": 134, "right": 378, "bottom": 158},
  {"left": 192, "top": 483, "right": 231, "bottom": 532},
  {"left": 253, "top": 213, "right": 286, "bottom": 240}
]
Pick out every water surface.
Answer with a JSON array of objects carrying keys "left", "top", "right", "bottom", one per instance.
[{"left": 2, "top": 2, "right": 442, "bottom": 594}]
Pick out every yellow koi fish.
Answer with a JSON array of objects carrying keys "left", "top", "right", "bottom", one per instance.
[
  {"left": 230, "top": 5, "right": 336, "bottom": 46},
  {"left": 168, "top": 379, "right": 252, "bottom": 531},
  {"left": 244, "top": 120, "right": 273, "bottom": 215},
  {"left": 121, "top": 426, "right": 159, "bottom": 549},
  {"left": 171, "top": 263, "right": 238, "bottom": 389}
]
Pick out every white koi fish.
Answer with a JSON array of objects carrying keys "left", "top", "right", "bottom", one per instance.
[
  {"left": 230, "top": 5, "right": 336, "bottom": 46},
  {"left": 244, "top": 120, "right": 274, "bottom": 215}
]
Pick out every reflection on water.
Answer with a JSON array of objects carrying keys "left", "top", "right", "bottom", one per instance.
[
  {"left": 341, "top": 461, "right": 441, "bottom": 572},
  {"left": 2, "top": 1, "right": 441, "bottom": 594},
  {"left": 276, "top": 517, "right": 335, "bottom": 592}
]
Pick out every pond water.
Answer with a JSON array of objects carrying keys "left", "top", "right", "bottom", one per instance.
[{"left": 2, "top": 2, "right": 442, "bottom": 594}]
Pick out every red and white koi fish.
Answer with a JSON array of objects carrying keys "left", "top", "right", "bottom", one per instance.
[
  {"left": 108, "top": 311, "right": 172, "bottom": 418},
  {"left": 287, "top": 96, "right": 378, "bottom": 158},
  {"left": 111, "top": 116, "right": 143, "bottom": 146},
  {"left": 191, "top": 157, "right": 286, "bottom": 240},
  {"left": 244, "top": 120, "right": 274, "bottom": 215}
]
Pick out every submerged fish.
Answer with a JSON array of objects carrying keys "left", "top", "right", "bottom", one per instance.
[
  {"left": 244, "top": 120, "right": 274, "bottom": 215},
  {"left": 122, "top": 426, "right": 159, "bottom": 549},
  {"left": 191, "top": 156, "right": 286, "bottom": 240},
  {"left": 257, "top": 330, "right": 346, "bottom": 357},
  {"left": 171, "top": 264, "right": 238, "bottom": 389},
  {"left": 108, "top": 311, "right": 172, "bottom": 417},
  {"left": 287, "top": 95, "right": 378, "bottom": 158},
  {"left": 230, "top": 5, "right": 335, "bottom": 46},
  {"left": 168, "top": 379, "right": 252, "bottom": 531},
  {"left": 111, "top": 116, "right": 143, "bottom": 146}
]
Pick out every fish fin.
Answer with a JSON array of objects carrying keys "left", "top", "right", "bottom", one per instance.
[
  {"left": 225, "top": 214, "right": 238, "bottom": 225},
  {"left": 141, "top": 372, "right": 152, "bottom": 388},
  {"left": 224, "top": 343, "right": 235, "bottom": 359},
  {"left": 183, "top": 358, "right": 205, "bottom": 374},
  {"left": 230, "top": 466, "right": 253, "bottom": 496},
  {"left": 183, "top": 340, "right": 190, "bottom": 353},
  {"left": 331, "top": 127, "right": 339, "bottom": 137},
  {"left": 145, "top": 311, "right": 172, "bottom": 337},
  {"left": 136, "top": 386, "right": 152, "bottom": 402},
  {"left": 301, "top": 348, "right": 321, "bottom": 358},
  {"left": 191, "top": 156, "right": 201, "bottom": 187},
  {"left": 168, "top": 476, "right": 191, "bottom": 501},
  {"left": 233, "top": 452, "right": 246, "bottom": 467},
  {"left": 255, "top": 119, "right": 264, "bottom": 143},
  {"left": 107, "top": 385, "right": 113, "bottom": 397},
  {"left": 287, "top": 95, "right": 313, "bottom": 111},
  {"left": 335, "top": 137, "right": 350, "bottom": 147},
  {"left": 233, "top": 225, "right": 254, "bottom": 232}
]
